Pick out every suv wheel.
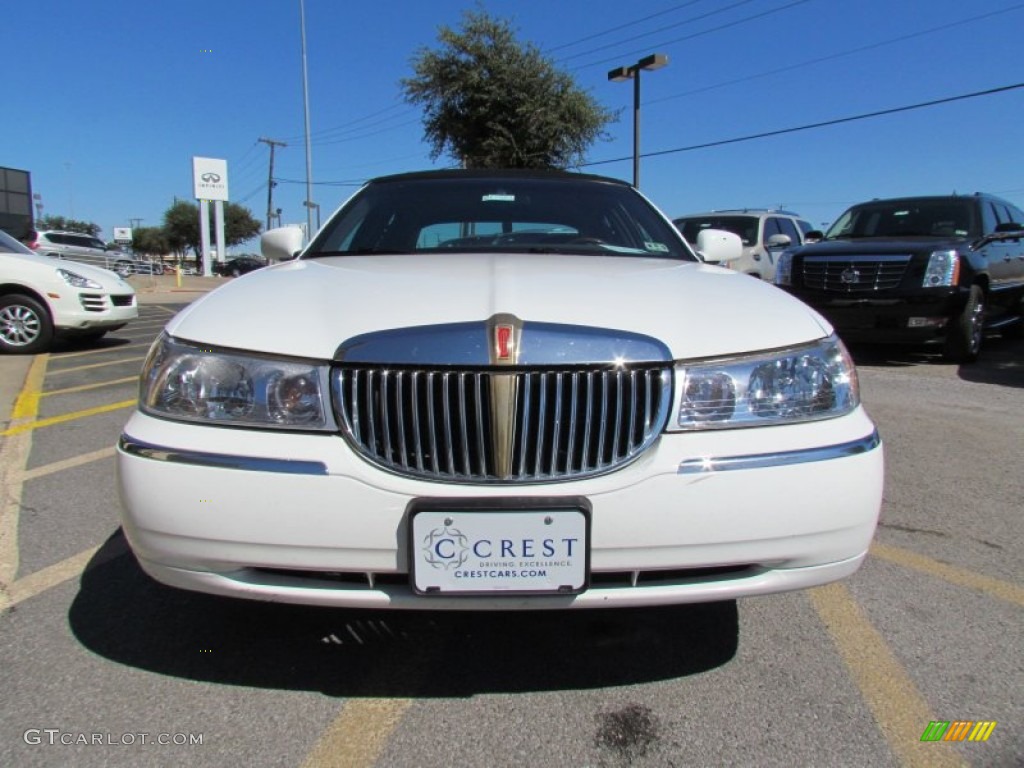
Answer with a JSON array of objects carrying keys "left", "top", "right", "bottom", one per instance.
[
  {"left": 0, "top": 294, "right": 55, "bottom": 354},
  {"left": 943, "top": 284, "right": 985, "bottom": 364}
]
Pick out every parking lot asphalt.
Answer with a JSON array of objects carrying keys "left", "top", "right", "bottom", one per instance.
[{"left": 0, "top": 290, "right": 1020, "bottom": 767}]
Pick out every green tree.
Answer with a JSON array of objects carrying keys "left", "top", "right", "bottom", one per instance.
[
  {"left": 129, "top": 226, "right": 170, "bottom": 257},
  {"left": 162, "top": 200, "right": 262, "bottom": 260},
  {"left": 401, "top": 9, "right": 615, "bottom": 169},
  {"left": 36, "top": 215, "right": 102, "bottom": 237}
]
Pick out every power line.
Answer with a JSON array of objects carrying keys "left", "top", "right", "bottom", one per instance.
[
  {"left": 646, "top": 3, "right": 1024, "bottom": 106},
  {"left": 559, "top": 0, "right": 763, "bottom": 64},
  {"left": 545, "top": 0, "right": 707, "bottom": 54},
  {"left": 582, "top": 82, "right": 1024, "bottom": 168},
  {"left": 568, "top": 0, "right": 812, "bottom": 71}
]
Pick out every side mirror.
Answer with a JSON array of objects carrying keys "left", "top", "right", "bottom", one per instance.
[
  {"left": 696, "top": 228, "right": 743, "bottom": 264},
  {"left": 766, "top": 233, "right": 792, "bottom": 249},
  {"left": 995, "top": 221, "right": 1023, "bottom": 234},
  {"left": 261, "top": 226, "right": 305, "bottom": 262},
  {"left": 803, "top": 230, "right": 825, "bottom": 244}
]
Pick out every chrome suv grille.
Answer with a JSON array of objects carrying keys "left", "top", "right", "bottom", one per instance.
[
  {"left": 333, "top": 365, "right": 672, "bottom": 483},
  {"left": 801, "top": 255, "right": 911, "bottom": 292}
]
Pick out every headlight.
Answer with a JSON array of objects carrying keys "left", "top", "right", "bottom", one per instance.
[
  {"left": 57, "top": 268, "right": 102, "bottom": 289},
  {"left": 923, "top": 250, "right": 960, "bottom": 287},
  {"left": 139, "top": 334, "right": 334, "bottom": 430},
  {"left": 671, "top": 335, "right": 859, "bottom": 430},
  {"left": 774, "top": 251, "right": 794, "bottom": 285}
]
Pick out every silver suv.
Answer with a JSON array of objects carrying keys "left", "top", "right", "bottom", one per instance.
[
  {"left": 672, "top": 209, "right": 815, "bottom": 282},
  {"left": 27, "top": 230, "right": 159, "bottom": 277}
]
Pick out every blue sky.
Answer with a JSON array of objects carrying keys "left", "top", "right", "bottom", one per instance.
[{"left": 6, "top": 0, "right": 1024, "bottom": 249}]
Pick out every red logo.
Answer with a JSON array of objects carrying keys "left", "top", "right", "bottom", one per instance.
[{"left": 495, "top": 325, "right": 514, "bottom": 361}]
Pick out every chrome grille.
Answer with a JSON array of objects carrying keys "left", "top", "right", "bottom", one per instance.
[
  {"left": 333, "top": 365, "right": 672, "bottom": 483},
  {"left": 801, "top": 255, "right": 910, "bottom": 292}
]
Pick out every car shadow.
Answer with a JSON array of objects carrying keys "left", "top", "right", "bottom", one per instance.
[
  {"left": 50, "top": 335, "right": 135, "bottom": 353},
  {"left": 847, "top": 335, "right": 1023, "bottom": 389},
  {"left": 69, "top": 531, "right": 739, "bottom": 698}
]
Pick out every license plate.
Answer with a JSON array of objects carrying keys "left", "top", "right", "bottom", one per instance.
[{"left": 410, "top": 504, "right": 589, "bottom": 595}]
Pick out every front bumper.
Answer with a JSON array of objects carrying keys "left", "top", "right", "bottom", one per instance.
[
  {"left": 784, "top": 287, "right": 966, "bottom": 343},
  {"left": 117, "top": 408, "right": 884, "bottom": 610},
  {"left": 51, "top": 291, "right": 138, "bottom": 332}
]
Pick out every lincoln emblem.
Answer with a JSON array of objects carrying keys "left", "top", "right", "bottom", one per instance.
[
  {"left": 495, "top": 324, "right": 514, "bottom": 361},
  {"left": 487, "top": 315, "right": 523, "bottom": 478}
]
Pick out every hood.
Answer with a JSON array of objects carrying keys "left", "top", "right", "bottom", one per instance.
[
  {"left": 797, "top": 237, "right": 962, "bottom": 256},
  {"left": 165, "top": 253, "right": 831, "bottom": 361},
  {"left": 4, "top": 250, "right": 132, "bottom": 291}
]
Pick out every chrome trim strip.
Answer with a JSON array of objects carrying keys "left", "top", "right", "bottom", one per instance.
[
  {"left": 118, "top": 436, "right": 328, "bottom": 475},
  {"left": 677, "top": 430, "right": 881, "bottom": 475},
  {"left": 335, "top": 319, "right": 671, "bottom": 365},
  {"left": 803, "top": 254, "right": 911, "bottom": 263}
]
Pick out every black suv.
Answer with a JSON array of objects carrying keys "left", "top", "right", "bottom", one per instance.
[{"left": 775, "top": 193, "right": 1024, "bottom": 362}]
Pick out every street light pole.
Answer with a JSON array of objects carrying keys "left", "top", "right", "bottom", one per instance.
[
  {"left": 608, "top": 53, "right": 669, "bottom": 189},
  {"left": 299, "top": 0, "right": 315, "bottom": 240}
]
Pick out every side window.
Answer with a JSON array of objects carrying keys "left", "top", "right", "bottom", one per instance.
[
  {"left": 982, "top": 202, "right": 1001, "bottom": 232},
  {"left": 775, "top": 217, "right": 801, "bottom": 244},
  {"left": 1007, "top": 204, "right": 1024, "bottom": 226},
  {"left": 761, "top": 217, "right": 783, "bottom": 245},
  {"left": 796, "top": 220, "right": 813, "bottom": 237}
]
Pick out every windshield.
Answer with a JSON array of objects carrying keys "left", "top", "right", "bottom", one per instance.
[
  {"left": 0, "top": 229, "right": 35, "bottom": 255},
  {"left": 305, "top": 173, "right": 694, "bottom": 261},
  {"left": 825, "top": 199, "right": 978, "bottom": 240},
  {"left": 674, "top": 215, "right": 758, "bottom": 246}
]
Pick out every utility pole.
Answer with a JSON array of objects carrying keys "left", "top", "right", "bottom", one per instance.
[
  {"left": 129, "top": 218, "right": 143, "bottom": 230},
  {"left": 258, "top": 137, "right": 286, "bottom": 230}
]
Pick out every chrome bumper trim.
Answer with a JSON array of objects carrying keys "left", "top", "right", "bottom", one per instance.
[
  {"left": 677, "top": 429, "right": 880, "bottom": 475},
  {"left": 118, "top": 436, "right": 328, "bottom": 476}
]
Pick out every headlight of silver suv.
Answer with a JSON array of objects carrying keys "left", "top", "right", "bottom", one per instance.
[
  {"left": 670, "top": 335, "right": 859, "bottom": 430},
  {"left": 139, "top": 334, "right": 334, "bottom": 430}
]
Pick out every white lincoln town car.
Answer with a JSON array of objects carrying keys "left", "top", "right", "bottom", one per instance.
[{"left": 117, "top": 170, "right": 883, "bottom": 610}]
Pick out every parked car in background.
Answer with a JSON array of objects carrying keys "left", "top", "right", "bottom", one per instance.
[
  {"left": 775, "top": 193, "right": 1024, "bottom": 363},
  {"left": 118, "top": 169, "right": 882, "bottom": 612},
  {"left": 673, "top": 209, "right": 815, "bottom": 282},
  {"left": 213, "top": 256, "right": 266, "bottom": 277},
  {"left": 0, "top": 229, "right": 137, "bottom": 353},
  {"left": 26, "top": 230, "right": 162, "bottom": 276}
]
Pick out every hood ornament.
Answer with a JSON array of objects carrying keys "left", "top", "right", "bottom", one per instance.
[{"left": 486, "top": 314, "right": 523, "bottom": 478}]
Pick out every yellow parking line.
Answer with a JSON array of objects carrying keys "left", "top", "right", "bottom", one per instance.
[
  {"left": 871, "top": 542, "right": 1024, "bottom": 607},
  {"left": 11, "top": 355, "right": 48, "bottom": 420},
  {"left": 1, "top": 355, "right": 47, "bottom": 598},
  {"left": 56, "top": 342, "right": 152, "bottom": 359},
  {"left": 20, "top": 447, "right": 116, "bottom": 482},
  {"left": 43, "top": 376, "right": 138, "bottom": 397},
  {"left": 808, "top": 583, "right": 967, "bottom": 768},
  {"left": 1, "top": 546, "right": 101, "bottom": 612},
  {"left": 301, "top": 699, "right": 413, "bottom": 768},
  {"left": 0, "top": 400, "right": 135, "bottom": 437},
  {"left": 47, "top": 356, "right": 148, "bottom": 375}
]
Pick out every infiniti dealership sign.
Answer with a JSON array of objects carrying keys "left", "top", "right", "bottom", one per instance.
[{"left": 192, "top": 157, "right": 229, "bottom": 201}]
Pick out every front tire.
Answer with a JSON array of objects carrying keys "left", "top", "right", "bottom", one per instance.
[
  {"left": 0, "top": 294, "right": 55, "bottom": 354},
  {"left": 943, "top": 284, "right": 985, "bottom": 363}
]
